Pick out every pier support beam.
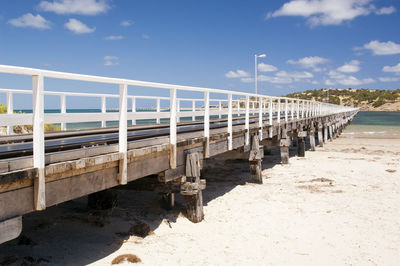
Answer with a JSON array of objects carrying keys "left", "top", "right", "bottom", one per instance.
[
  {"left": 249, "top": 135, "right": 263, "bottom": 184},
  {"left": 182, "top": 153, "right": 205, "bottom": 223},
  {"left": 323, "top": 125, "right": 328, "bottom": 143},
  {"left": 309, "top": 125, "right": 316, "bottom": 151},
  {"left": 297, "top": 131, "right": 306, "bottom": 157},
  {"left": 0, "top": 217, "right": 22, "bottom": 244},
  {"left": 328, "top": 125, "right": 333, "bottom": 141},
  {"left": 318, "top": 124, "right": 324, "bottom": 147},
  {"left": 280, "top": 126, "right": 290, "bottom": 164},
  {"left": 161, "top": 192, "right": 175, "bottom": 210}
]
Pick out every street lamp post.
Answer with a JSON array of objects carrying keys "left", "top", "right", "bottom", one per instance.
[{"left": 254, "top": 53, "right": 266, "bottom": 95}]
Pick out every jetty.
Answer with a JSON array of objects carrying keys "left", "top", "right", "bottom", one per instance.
[{"left": 0, "top": 65, "right": 358, "bottom": 244}]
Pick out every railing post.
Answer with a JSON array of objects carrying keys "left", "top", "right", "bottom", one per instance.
[
  {"left": 277, "top": 98, "right": 281, "bottom": 123},
  {"left": 32, "top": 74, "right": 45, "bottom": 211},
  {"left": 269, "top": 97, "right": 273, "bottom": 125},
  {"left": 169, "top": 88, "right": 177, "bottom": 168},
  {"left": 285, "top": 98, "right": 288, "bottom": 122},
  {"left": 177, "top": 99, "right": 180, "bottom": 123},
  {"left": 119, "top": 84, "right": 128, "bottom": 185},
  {"left": 228, "top": 93, "right": 233, "bottom": 150},
  {"left": 6, "top": 92, "right": 13, "bottom": 135},
  {"left": 245, "top": 95, "right": 250, "bottom": 146},
  {"left": 291, "top": 99, "right": 294, "bottom": 120},
  {"left": 192, "top": 100, "right": 196, "bottom": 121},
  {"left": 237, "top": 100, "right": 240, "bottom": 112},
  {"left": 131, "top": 96, "right": 136, "bottom": 125},
  {"left": 60, "top": 94, "right": 66, "bottom": 131},
  {"left": 218, "top": 100, "right": 222, "bottom": 119},
  {"left": 156, "top": 98, "right": 161, "bottom": 124},
  {"left": 204, "top": 91, "right": 210, "bottom": 158},
  {"left": 302, "top": 101, "right": 305, "bottom": 118},
  {"left": 296, "top": 100, "right": 300, "bottom": 119},
  {"left": 101, "top": 96, "right": 106, "bottom": 128},
  {"left": 258, "top": 97, "right": 263, "bottom": 140}
]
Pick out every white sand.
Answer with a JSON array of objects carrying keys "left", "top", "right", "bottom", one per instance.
[{"left": 1, "top": 136, "right": 399, "bottom": 265}]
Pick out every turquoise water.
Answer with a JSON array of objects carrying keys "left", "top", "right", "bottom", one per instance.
[
  {"left": 343, "top": 111, "right": 400, "bottom": 139},
  {"left": 12, "top": 109, "right": 400, "bottom": 138},
  {"left": 13, "top": 108, "right": 226, "bottom": 131}
]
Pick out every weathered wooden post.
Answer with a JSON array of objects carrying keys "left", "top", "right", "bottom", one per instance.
[
  {"left": 323, "top": 124, "right": 328, "bottom": 143},
  {"left": 309, "top": 124, "right": 316, "bottom": 151},
  {"left": 161, "top": 192, "right": 175, "bottom": 210},
  {"left": 280, "top": 126, "right": 290, "bottom": 164},
  {"left": 328, "top": 125, "right": 333, "bottom": 141},
  {"left": 297, "top": 131, "right": 306, "bottom": 157},
  {"left": 318, "top": 124, "right": 324, "bottom": 147},
  {"left": 182, "top": 153, "right": 205, "bottom": 223},
  {"left": 249, "top": 135, "right": 263, "bottom": 184}
]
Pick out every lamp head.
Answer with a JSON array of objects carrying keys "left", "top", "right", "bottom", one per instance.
[{"left": 258, "top": 54, "right": 267, "bottom": 58}]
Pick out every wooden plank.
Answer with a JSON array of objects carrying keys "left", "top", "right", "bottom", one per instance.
[
  {"left": 0, "top": 168, "right": 38, "bottom": 185},
  {"left": 127, "top": 151, "right": 170, "bottom": 182},
  {"left": 0, "top": 216, "right": 22, "bottom": 244}
]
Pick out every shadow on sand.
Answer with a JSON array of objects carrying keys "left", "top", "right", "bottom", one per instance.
[{"left": 0, "top": 139, "right": 315, "bottom": 265}]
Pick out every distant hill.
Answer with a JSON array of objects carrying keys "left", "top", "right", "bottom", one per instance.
[{"left": 285, "top": 89, "right": 400, "bottom": 111}]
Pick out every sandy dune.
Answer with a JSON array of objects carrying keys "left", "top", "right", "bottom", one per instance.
[{"left": 1, "top": 136, "right": 399, "bottom": 265}]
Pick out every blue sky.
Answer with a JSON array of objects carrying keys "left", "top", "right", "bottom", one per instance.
[{"left": 0, "top": 0, "right": 399, "bottom": 108}]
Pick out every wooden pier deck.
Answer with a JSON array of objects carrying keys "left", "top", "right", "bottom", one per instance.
[{"left": 0, "top": 65, "right": 358, "bottom": 244}]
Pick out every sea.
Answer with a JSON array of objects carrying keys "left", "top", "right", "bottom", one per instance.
[
  {"left": 11, "top": 109, "right": 400, "bottom": 138},
  {"left": 342, "top": 111, "right": 400, "bottom": 139}
]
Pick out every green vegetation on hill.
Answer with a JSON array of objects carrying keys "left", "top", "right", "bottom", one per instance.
[
  {"left": 285, "top": 88, "right": 400, "bottom": 108},
  {"left": 0, "top": 103, "right": 7, "bottom": 114},
  {"left": 0, "top": 103, "right": 61, "bottom": 132}
]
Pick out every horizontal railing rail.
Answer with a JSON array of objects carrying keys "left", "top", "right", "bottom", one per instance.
[{"left": 0, "top": 64, "right": 358, "bottom": 211}]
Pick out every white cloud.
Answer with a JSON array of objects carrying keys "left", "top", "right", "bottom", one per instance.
[
  {"left": 240, "top": 71, "right": 312, "bottom": 84},
  {"left": 287, "top": 56, "right": 328, "bottom": 71},
  {"left": 337, "top": 60, "right": 360, "bottom": 73},
  {"left": 225, "top": 70, "right": 249, "bottom": 78},
  {"left": 104, "top": 56, "right": 119, "bottom": 66},
  {"left": 38, "top": 0, "right": 109, "bottom": 15},
  {"left": 324, "top": 79, "right": 335, "bottom": 86},
  {"left": 65, "top": 18, "right": 95, "bottom": 34},
  {"left": 258, "top": 63, "right": 277, "bottom": 72},
  {"left": 362, "top": 40, "right": 400, "bottom": 55},
  {"left": 379, "top": 77, "right": 399, "bottom": 82},
  {"left": 104, "top": 61, "right": 119, "bottom": 66},
  {"left": 376, "top": 6, "right": 396, "bottom": 15},
  {"left": 337, "top": 76, "right": 374, "bottom": 86},
  {"left": 142, "top": 34, "right": 150, "bottom": 39},
  {"left": 276, "top": 70, "right": 313, "bottom": 79},
  {"left": 105, "top": 35, "right": 124, "bottom": 40},
  {"left": 104, "top": 56, "right": 118, "bottom": 60},
  {"left": 267, "top": 0, "right": 377, "bottom": 26},
  {"left": 8, "top": 13, "right": 51, "bottom": 30},
  {"left": 241, "top": 75, "right": 293, "bottom": 84},
  {"left": 121, "top": 20, "right": 134, "bottom": 27},
  {"left": 327, "top": 70, "right": 374, "bottom": 86},
  {"left": 382, "top": 62, "right": 400, "bottom": 73}
]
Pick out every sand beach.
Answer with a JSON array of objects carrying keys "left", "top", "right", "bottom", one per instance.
[{"left": 0, "top": 124, "right": 399, "bottom": 265}]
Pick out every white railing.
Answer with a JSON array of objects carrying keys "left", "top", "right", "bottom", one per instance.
[{"left": 0, "top": 65, "right": 357, "bottom": 208}]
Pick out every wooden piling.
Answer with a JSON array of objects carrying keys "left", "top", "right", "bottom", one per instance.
[
  {"left": 318, "top": 124, "right": 323, "bottom": 147},
  {"left": 280, "top": 141, "right": 290, "bottom": 164},
  {"left": 161, "top": 192, "right": 175, "bottom": 210},
  {"left": 297, "top": 131, "right": 306, "bottom": 157},
  {"left": 182, "top": 152, "right": 205, "bottom": 223},
  {"left": 249, "top": 135, "right": 263, "bottom": 184},
  {"left": 309, "top": 125, "right": 316, "bottom": 151}
]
